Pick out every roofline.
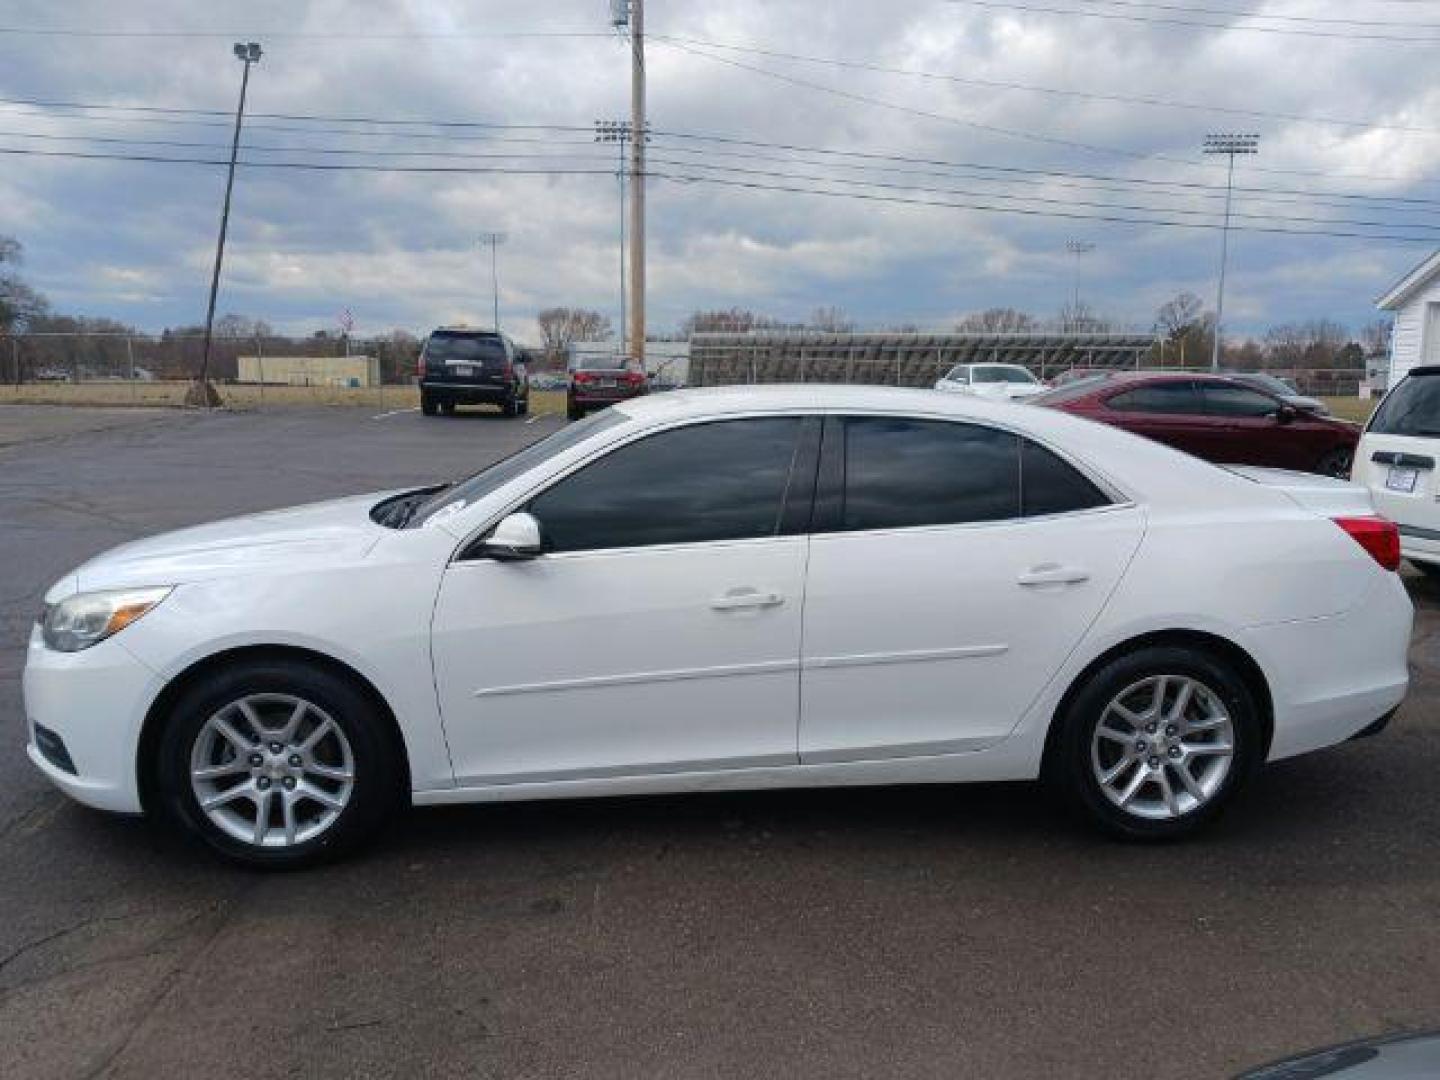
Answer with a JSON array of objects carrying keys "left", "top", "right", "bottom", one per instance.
[{"left": 1376, "top": 248, "right": 1440, "bottom": 310}]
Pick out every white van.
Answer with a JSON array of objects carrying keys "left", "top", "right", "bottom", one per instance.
[{"left": 1354, "top": 365, "right": 1440, "bottom": 578}]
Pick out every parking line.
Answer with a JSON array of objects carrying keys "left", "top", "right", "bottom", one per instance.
[{"left": 371, "top": 406, "right": 420, "bottom": 421}]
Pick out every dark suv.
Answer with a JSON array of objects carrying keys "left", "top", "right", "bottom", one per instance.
[{"left": 419, "top": 328, "right": 530, "bottom": 417}]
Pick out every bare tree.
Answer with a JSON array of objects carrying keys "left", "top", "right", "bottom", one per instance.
[
  {"left": 682, "top": 307, "right": 794, "bottom": 335},
  {"left": 537, "top": 307, "right": 613, "bottom": 364},
  {"left": 0, "top": 235, "right": 50, "bottom": 336},
  {"left": 808, "top": 305, "right": 855, "bottom": 332},
  {"left": 955, "top": 307, "right": 1037, "bottom": 333},
  {"left": 1154, "top": 292, "right": 1205, "bottom": 340},
  {"left": 1052, "top": 301, "right": 1117, "bottom": 334},
  {"left": 1360, "top": 318, "right": 1392, "bottom": 359}
]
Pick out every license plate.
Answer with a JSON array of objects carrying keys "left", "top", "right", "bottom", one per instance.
[
  {"left": 594, "top": 378, "right": 617, "bottom": 389},
  {"left": 452, "top": 365, "right": 473, "bottom": 377},
  {"left": 1386, "top": 466, "right": 1419, "bottom": 493}
]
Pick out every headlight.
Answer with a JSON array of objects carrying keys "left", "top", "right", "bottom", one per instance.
[{"left": 41, "top": 587, "right": 173, "bottom": 653}]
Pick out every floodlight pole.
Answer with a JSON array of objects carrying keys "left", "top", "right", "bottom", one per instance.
[
  {"left": 1065, "top": 240, "right": 1094, "bottom": 313},
  {"left": 595, "top": 120, "right": 634, "bottom": 357},
  {"left": 198, "top": 42, "right": 261, "bottom": 395},
  {"left": 629, "top": 0, "right": 646, "bottom": 366},
  {"left": 479, "top": 232, "right": 506, "bottom": 332},
  {"left": 1203, "top": 133, "right": 1258, "bottom": 373}
]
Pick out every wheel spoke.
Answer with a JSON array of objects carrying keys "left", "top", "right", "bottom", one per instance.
[
  {"left": 1149, "top": 676, "right": 1168, "bottom": 718},
  {"left": 1166, "top": 681, "right": 1195, "bottom": 726},
  {"left": 300, "top": 717, "right": 337, "bottom": 752},
  {"left": 1172, "top": 761, "right": 1206, "bottom": 801},
  {"left": 235, "top": 699, "right": 267, "bottom": 740},
  {"left": 304, "top": 760, "right": 354, "bottom": 783},
  {"left": 252, "top": 789, "right": 272, "bottom": 845},
  {"left": 200, "top": 782, "right": 254, "bottom": 811},
  {"left": 1108, "top": 701, "right": 1145, "bottom": 728},
  {"left": 193, "top": 759, "right": 247, "bottom": 782},
  {"left": 1118, "top": 766, "right": 1150, "bottom": 805},
  {"left": 1184, "top": 713, "right": 1226, "bottom": 735},
  {"left": 1184, "top": 740, "right": 1233, "bottom": 759},
  {"left": 282, "top": 792, "right": 299, "bottom": 846},
  {"left": 278, "top": 700, "right": 308, "bottom": 742},
  {"left": 208, "top": 713, "right": 253, "bottom": 753},
  {"left": 1096, "top": 721, "right": 1133, "bottom": 744},
  {"left": 1099, "top": 756, "right": 1137, "bottom": 787},
  {"left": 297, "top": 780, "right": 346, "bottom": 812},
  {"left": 1156, "top": 767, "right": 1180, "bottom": 817}
]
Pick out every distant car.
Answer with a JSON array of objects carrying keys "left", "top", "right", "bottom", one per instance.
[
  {"left": 418, "top": 328, "right": 529, "bottom": 418},
  {"left": 1353, "top": 364, "right": 1440, "bottom": 579},
  {"left": 528, "top": 373, "right": 568, "bottom": 392},
  {"left": 1033, "top": 371, "right": 1360, "bottom": 477},
  {"left": 1231, "top": 371, "right": 1331, "bottom": 416},
  {"left": 567, "top": 354, "right": 647, "bottom": 420},
  {"left": 1051, "top": 367, "right": 1115, "bottom": 388},
  {"left": 934, "top": 363, "right": 1047, "bottom": 401}
]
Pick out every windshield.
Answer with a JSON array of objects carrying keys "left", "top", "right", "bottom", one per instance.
[
  {"left": 572, "top": 354, "right": 628, "bottom": 372},
  {"left": 407, "top": 409, "right": 626, "bottom": 527},
  {"left": 1030, "top": 374, "right": 1111, "bottom": 405},
  {"left": 973, "top": 365, "right": 1038, "bottom": 385},
  {"left": 425, "top": 333, "right": 507, "bottom": 367},
  {"left": 1369, "top": 374, "right": 1440, "bottom": 437}
]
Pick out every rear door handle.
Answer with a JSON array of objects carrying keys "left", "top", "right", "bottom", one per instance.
[
  {"left": 710, "top": 588, "right": 785, "bottom": 611},
  {"left": 1017, "top": 564, "right": 1091, "bottom": 587}
]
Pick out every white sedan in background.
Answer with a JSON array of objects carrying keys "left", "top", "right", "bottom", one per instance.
[
  {"left": 934, "top": 362, "right": 1048, "bottom": 400},
  {"left": 25, "top": 386, "right": 1412, "bottom": 868}
]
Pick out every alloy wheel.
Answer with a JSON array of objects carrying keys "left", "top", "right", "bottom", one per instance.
[
  {"left": 189, "top": 693, "right": 355, "bottom": 848},
  {"left": 1089, "top": 675, "right": 1235, "bottom": 821}
]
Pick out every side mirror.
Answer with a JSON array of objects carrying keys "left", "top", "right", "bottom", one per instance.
[
  {"left": 1275, "top": 404, "right": 1298, "bottom": 424},
  {"left": 478, "top": 512, "right": 542, "bottom": 561}
]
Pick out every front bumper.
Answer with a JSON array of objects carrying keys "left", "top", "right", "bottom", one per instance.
[{"left": 22, "top": 626, "right": 154, "bottom": 813}]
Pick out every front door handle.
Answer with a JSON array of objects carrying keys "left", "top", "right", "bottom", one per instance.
[
  {"left": 710, "top": 588, "right": 785, "bottom": 611},
  {"left": 1017, "top": 564, "right": 1091, "bottom": 588}
]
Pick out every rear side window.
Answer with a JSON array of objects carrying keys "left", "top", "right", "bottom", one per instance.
[
  {"left": 528, "top": 418, "right": 805, "bottom": 552},
  {"left": 1021, "top": 440, "right": 1110, "bottom": 516},
  {"left": 425, "top": 334, "right": 508, "bottom": 369},
  {"left": 839, "top": 417, "right": 1020, "bottom": 530},
  {"left": 1199, "top": 382, "right": 1278, "bottom": 417},
  {"left": 1370, "top": 374, "right": 1440, "bottom": 437},
  {"left": 1106, "top": 382, "right": 1203, "bottom": 414}
]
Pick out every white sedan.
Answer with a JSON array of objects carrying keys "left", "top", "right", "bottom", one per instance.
[
  {"left": 934, "top": 362, "right": 1048, "bottom": 401},
  {"left": 25, "top": 386, "right": 1411, "bottom": 867}
]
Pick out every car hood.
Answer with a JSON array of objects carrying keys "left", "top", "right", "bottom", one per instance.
[{"left": 68, "top": 491, "right": 396, "bottom": 592}]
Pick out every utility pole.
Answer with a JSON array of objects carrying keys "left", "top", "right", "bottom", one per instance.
[
  {"left": 195, "top": 41, "right": 261, "bottom": 405},
  {"left": 1203, "top": 133, "right": 1258, "bottom": 372},
  {"left": 479, "top": 231, "right": 506, "bottom": 332},
  {"left": 1064, "top": 240, "right": 1094, "bottom": 315},
  {"left": 594, "top": 119, "right": 633, "bottom": 358},
  {"left": 626, "top": 0, "right": 647, "bottom": 367}
]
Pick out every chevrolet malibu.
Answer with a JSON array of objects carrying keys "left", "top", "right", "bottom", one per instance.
[{"left": 25, "top": 386, "right": 1411, "bottom": 868}]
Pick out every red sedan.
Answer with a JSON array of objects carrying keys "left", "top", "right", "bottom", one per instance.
[{"left": 1032, "top": 372, "right": 1359, "bottom": 477}]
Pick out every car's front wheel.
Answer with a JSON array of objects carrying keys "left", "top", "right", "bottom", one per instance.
[
  {"left": 1048, "top": 646, "right": 1263, "bottom": 839},
  {"left": 153, "top": 658, "right": 401, "bottom": 868}
]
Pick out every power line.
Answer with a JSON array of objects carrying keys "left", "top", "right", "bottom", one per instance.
[
  {"left": 4, "top": 141, "right": 1439, "bottom": 243},
  {"left": 0, "top": 27, "right": 615, "bottom": 40},
  {"left": 651, "top": 33, "right": 1440, "bottom": 139},
  {"left": 944, "top": 0, "right": 1440, "bottom": 43},
  {"left": 1039, "top": 0, "right": 1440, "bottom": 29}
]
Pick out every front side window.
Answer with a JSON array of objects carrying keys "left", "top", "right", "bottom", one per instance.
[
  {"left": 943, "top": 365, "right": 971, "bottom": 383},
  {"left": 1106, "top": 382, "right": 1203, "bottom": 415},
  {"left": 1200, "top": 382, "right": 1280, "bottom": 417},
  {"left": 973, "top": 365, "right": 1038, "bottom": 385},
  {"left": 1369, "top": 374, "right": 1440, "bottom": 437},
  {"left": 840, "top": 417, "right": 1020, "bottom": 530},
  {"left": 528, "top": 418, "right": 805, "bottom": 552}
]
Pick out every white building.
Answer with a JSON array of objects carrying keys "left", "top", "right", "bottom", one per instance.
[{"left": 1377, "top": 249, "right": 1440, "bottom": 388}]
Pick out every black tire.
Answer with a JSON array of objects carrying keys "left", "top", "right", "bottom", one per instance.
[
  {"left": 501, "top": 396, "right": 519, "bottom": 418},
  {"left": 566, "top": 401, "right": 584, "bottom": 421},
  {"left": 1046, "top": 645, "right": 1263, "bottom": 840},
  {"left": 420, "top": 393, "right": 438, "bottom": 417},
  {"left": 440, "top": 400, "right": 456, "bottom": 416},
  {"left": 153, "top": 658, "right": 402, "bottom": 869},
  {"left": 1316, "top": 445, "right": 1353, "bottom": 479},
  {"left": 1413, "top": 560, "right": 1440, "bottom": 580},
  {"left": 517, "top": 394, "right": 530, "bottom": 416}
]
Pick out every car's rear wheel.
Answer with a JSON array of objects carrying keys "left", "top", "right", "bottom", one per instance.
[
  {"left": 154, "top": 659, "right": 401, "bottom": 869},
  {"left": 1048, "top": 646, "right": 1263, "bottom": 839},
  {"left": 502, "top": 396, "right": 519, "bottom": 418},
  {"left": 1316, "top": 446, "right": 1353, "bottom": 479},
  {"left": 420, "top": 393, "right": 438, "bottom": 417},
  {"left": 567, "top": 401, "right": 584, "bottom": 421},
  {"left": 440, "top": 400, "right": 456, "bottom": 416}
]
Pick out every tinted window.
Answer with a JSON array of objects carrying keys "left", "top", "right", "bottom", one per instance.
[
  {"left": 528, "top": 418, "right": 804, "bottom": 552},
  {"left": 1021, "top": 440, "right": 1110, "bottom": 516},
  {"left": 973, "top": 365, "right": 1038, "bottom": 385},
  {"left": 1200, "top": 382, "right": 1279, "bottom": 417},
  {"left": 1369, "top": 374, "right": 1440, "bottom": 437},
  {"left": 411, "top": 409, "right": 625, "bottom": 527},
  {"left": 1106, "top": 381, "right": 1203, "bottom": 415},
  {"left": 425, "top": 333, "right": 508, "bottom": 369},
  {"left": 841, "top": 417, "right": 1019, "bottom": 531}
]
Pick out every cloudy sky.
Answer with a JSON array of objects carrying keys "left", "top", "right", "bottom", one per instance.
[{"left": 2, "top": 0, "right": 1439, "bottom": 342}]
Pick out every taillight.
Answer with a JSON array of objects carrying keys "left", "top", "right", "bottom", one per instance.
[
  {"left": 573, "top": 372, "right": 592, "bottom": 384},
  {"left": 625, "top": 371, "right": 645, "bottom": 385},
  {"left": 1333, "top": 516, "right": 1401, "bottom": 572}
]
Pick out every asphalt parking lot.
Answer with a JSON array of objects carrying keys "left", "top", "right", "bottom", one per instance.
[{"left": 2, "top": 402, "right": 1438, "bottom": 1080}]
